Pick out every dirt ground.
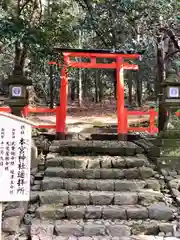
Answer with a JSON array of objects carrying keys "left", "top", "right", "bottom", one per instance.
[{"left": 28, "top": 102, "right": 150, "bottom": 133}]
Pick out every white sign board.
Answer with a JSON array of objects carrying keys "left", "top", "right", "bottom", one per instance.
[
  {"left": 12, "top": 86, "right": 22, "bottom": 97},
  {"left": 169, "top": 87, "right": 179, "bottom": 98},
  {"left": 0, "top": 114, "right": 32, "bottom": 201}
]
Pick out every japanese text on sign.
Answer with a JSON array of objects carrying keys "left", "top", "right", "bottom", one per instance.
[{"left": 0, "top": 116, "right": 32, "bottom": 201}]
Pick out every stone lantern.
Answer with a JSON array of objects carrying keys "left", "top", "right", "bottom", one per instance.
[
  {"left": 4, "top": 67, "right": 32, "bottom": 116},
  {"left": 156, "top": 81, "right": 180, "bottom": 158},
  {"left": 162, "top": 81, "right": 180, "bottom": 107}
]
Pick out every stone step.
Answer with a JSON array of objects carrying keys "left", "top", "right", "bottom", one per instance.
[
  {"left": 35, "top": 203, "right": 174, "bottom": 221},
  {"left": 44, "top": 167, "right": 156, "bottom": 179},
  {"left": 39, "top": 189, "right": 164, "bottom": 206},
  {"left": 31, "top": 219, "right": 179, "bottom": 238},
  {"left": 42, "top": 177, "right": 161, "bottom": 192},
  {"left": 49, "top": 140, "right": 143, "bottom": 156},
  {"left": 46, "top": 154, "right": 151, "bottom": 169},
  {"left": 37, "top": 237, "right": 180, "bottom": 240}
]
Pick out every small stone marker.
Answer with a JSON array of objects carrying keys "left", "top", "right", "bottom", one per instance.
[{"left": 0, "top": 112, "right": 35, "bottom": 239}]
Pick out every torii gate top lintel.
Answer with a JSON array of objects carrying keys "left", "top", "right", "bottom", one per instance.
[{"left": 51, "top": 48, "right": 143, "bottom": 70}]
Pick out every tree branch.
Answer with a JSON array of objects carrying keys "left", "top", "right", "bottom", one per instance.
[
  {"left": 108, "top": 7, "right": 117, "bottom": 48},
  {"left": 159, "top": 27, "right": 180, "bottom": 50},
  {"left": 20, "top": 45, "right": 28, "bottom": 68},
  {"left": 77, "top": 0, "right": 109, "bottom": 47},
  {"left": 38, "top": 0, "right": 42, "bottom": 22},
  {"left": 14, "top": 41, "right": 23, "bottom": 70},
  {"left": 19, "top": 0, "right": 32, "bottom": 15},
  {"left": 164, "top": 49, "right": 180, "bottom": 62},
  {"left": 29, "top": 0, "right": 42, "bottom": 26},
  {"left": 166, "top": 29, "right": 180, "bottom": 50}
]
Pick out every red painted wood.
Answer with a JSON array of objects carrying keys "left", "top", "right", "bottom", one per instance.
[
  {"left": 56, "top": 66, "right": 68, "bottom": 134},
  {"left": 33, "top": 124, "right": 56, "bottom": 129},
  {"left": 28, "top": 107, "right": 56, "bottom": 113},
  {"left": 64, "top": 52, "right": 140, "bottom": 59},
  {"left": 116, "top": 57, "right": 126, "bottom": 134},
  {"left": 0, "top": 107, "right": 11, "bottom": 112}
]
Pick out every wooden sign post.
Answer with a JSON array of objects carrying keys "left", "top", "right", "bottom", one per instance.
[{"left": 0, "top": 112, "right": 35, "bottom": 239}]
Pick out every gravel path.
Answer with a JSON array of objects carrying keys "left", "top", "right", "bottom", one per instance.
[{"left": 29, "top": 114, "right": 149, "bottom": 133}]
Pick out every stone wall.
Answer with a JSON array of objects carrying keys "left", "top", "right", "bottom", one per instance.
[{"left": 134, "top": 137, "right": 180, "bottom": 210}]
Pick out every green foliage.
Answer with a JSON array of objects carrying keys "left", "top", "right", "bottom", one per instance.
[
  {"left": 0, "top": 0, "right": 180, "bottom": 105},
  {"left": 0, "top": 0, "right": 81, "bottom": 58},
  {"left": 0, "top": 0, "right": 82, "bottom": 101}
]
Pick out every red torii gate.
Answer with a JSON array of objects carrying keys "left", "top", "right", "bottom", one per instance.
[{"left": 49, "top": 49, "right": 143, "bottom": 140}]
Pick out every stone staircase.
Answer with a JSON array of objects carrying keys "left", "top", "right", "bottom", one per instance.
[{"left": 31, "top": 140, "right": 179, "bottom": 240}]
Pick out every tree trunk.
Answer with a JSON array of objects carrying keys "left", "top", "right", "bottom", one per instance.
[
  {"left": 157, "top": 43, "right": 167, "bottom": 132},
  {"left": 70, "top": 81, "right": 76, "bottom": 102},
  {"left": 95, "top": 69, "right": 103, "bottom": 103},
  {"left": 13, "top": 42, "right": 27, "bottom": 75},
  {"left": 127, "top": 72, "right": 133, "bottom": 106},
  {"left": 154, "top": 66, "right": 159, "bottom": 99},
  {"left": 98, "top": 70, "right": 103, "bottom": 102},
  {"left": 83, "top": 71, "right": 88, "bottom": 98},
  {"left": 95, "top": 70, "right": 98, "bottom": 103},
  {"left": 78, "top": 68, "right": 83, "bottom": 106},
  {"left": 27, "top": 86, "right": 39, "bottom": 106},
  {"left": 135, "top": 72, "right": 142, "bottom": 107},
  {"left": 49, "top": 65, "right": 54, "bottom": 108}
]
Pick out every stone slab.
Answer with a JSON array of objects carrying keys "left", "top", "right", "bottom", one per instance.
[
  {"left": 44, "top": 167, "right": 155, "bottom": 180},
  {"left": 49, "top": 140, "right": 143, "bottom": 156},
  {"left": 35, "top": 203, "right": 173, "bottom": 221},
  {"left": 52, "top": 219, "right": 179, "bottom": 237},
  {"left": 39, "top": 187, "right": 165, "bottom": 206},
  {"left": 41, "top": 177, "right": 160, "bottom": 192},
  {"left": 46, "top": 155, "right": 149, "bottom": 169}
]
